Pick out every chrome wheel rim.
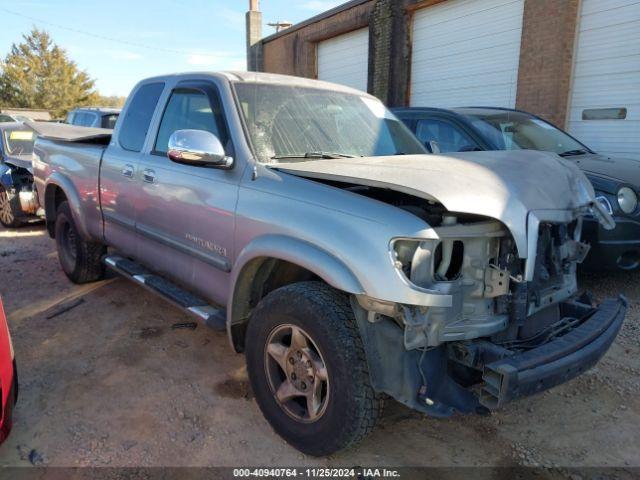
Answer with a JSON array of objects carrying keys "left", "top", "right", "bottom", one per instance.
[
  {"left": 264, "top": 324, "right": 330, "bottom": 423},
  {"left": 0, "top": 189, "right": 13, "bottom": 226}
]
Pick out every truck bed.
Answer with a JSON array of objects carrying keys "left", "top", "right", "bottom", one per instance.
[
  {"left": 27, "top": 121, "right": 112, "bottom": 144},
  {"left": 33, "top": 134, "right": 108, "bottom": 241}
]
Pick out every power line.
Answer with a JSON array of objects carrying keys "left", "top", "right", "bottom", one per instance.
[{"left": 0, "top": 6, "right": 195, "bottom": 56}]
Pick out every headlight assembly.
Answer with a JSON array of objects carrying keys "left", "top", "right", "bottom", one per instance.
[
  {"left": 595, "top": 195, "right": 613, "bottom": 215},
  {"left": 617, "top": 187, "right": 638, "bottom": 214}
]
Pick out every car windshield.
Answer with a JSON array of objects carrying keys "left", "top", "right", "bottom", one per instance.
[
  {"left": 235, "top": 83, "right": 426, "bottom": 163},
  {"left": 464, "top": 110, "right": 588, "bottom": 156},
  {"left": 2, "top": 128, "right": 35, "bottom": 155}
]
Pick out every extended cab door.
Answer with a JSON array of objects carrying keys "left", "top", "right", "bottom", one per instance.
[
  {"left": 133, "top": 80, "right": 239, "bottom": 306},
  {"left": 101, "top": 82, "right": 165, "bottom": 257}
]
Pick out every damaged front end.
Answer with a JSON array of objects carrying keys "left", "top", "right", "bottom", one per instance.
[
  {"left": 273, "top": 150, "right": 625, "bottom": 415},
  {"left": 355, "top": 204, "right": 625, "bottom": 416},
  {"left": 0, "top": 163, "right": 40, "bottom": 220}
]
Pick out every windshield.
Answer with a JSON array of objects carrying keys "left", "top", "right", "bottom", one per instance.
[
  {"left": 464, "top": 111, "right": 588, "bottom": 155},
  {"left": 2, "top": 128, "right": 35, "bottom": 155},
  {"left": 235, "top": 83, "right": 426, "bottom": 162}
]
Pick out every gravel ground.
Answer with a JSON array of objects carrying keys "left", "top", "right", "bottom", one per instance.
[{"left": 0, "top": 224, "right": 638, "bottom": 472}]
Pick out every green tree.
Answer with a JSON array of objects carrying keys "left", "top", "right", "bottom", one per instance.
[
  {"left": 95, "top": 94, "right": 127, "bottom": 109},
  {"left": 0, "top": 28, "right": 99, "bottom": 117}
]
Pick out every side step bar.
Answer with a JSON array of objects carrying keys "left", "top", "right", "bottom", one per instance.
[{"left": 104, "top": 254, "right": 226, "bottom": 331}]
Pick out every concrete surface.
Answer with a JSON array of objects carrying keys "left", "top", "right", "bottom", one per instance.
[{"left": 0, "top": 224, "right": 638, "bottom": 469}]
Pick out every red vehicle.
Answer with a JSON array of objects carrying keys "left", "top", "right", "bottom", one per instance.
[{"left": 0, "top": 298, "right": 17, "bottom": 443}]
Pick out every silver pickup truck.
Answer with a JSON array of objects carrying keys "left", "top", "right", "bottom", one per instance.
[{"left": 32, "top": 72, "right": 625, "bottom": 456}]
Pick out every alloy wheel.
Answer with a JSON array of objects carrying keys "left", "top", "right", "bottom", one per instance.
[
  {"left": 0, "top": 189, "right": 15, "bottom": 226},
  {"left": 264, "top": 324, "right": 330, "bottom": 423}
]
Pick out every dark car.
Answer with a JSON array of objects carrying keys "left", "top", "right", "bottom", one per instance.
[
  {"left": 393, "top": 107, "right": 640, "bottom": 271},
  {"left": 0, "top": 298, "right": 17, "bottom": 443},
  {"left": 65, "top": 107, "right": 120, "bottom": 129},
  {"left": 0, "top": 122, "right": 40, "bottom": 227}
]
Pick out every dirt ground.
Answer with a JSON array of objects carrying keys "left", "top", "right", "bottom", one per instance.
[{"left": 0, "top": 223, "right": 638, "bottom": 470}]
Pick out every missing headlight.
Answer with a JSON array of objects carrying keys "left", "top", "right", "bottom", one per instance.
[{"left": 434, "top": 240, "right": 464, "bottom": 281}]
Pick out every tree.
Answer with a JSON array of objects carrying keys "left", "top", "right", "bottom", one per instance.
[
  {"left": 0, "top": 28, "right": 99, "bottom": 118},
  {"left": 95, "top": 94, "right": 127, "bottom": 109}
]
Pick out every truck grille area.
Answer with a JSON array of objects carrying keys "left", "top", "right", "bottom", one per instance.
[{"left": 531, "top": 221, "right": 578, "bottom": 295}]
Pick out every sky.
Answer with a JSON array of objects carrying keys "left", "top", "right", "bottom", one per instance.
[{"left": 0, "top": 0, "right": 345, "bottom": 97}]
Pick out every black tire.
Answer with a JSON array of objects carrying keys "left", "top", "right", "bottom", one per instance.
[
  {"left": 0, "top": 186, "right": 21, "bottom": 228},
  {"left": 245, "top": 281, "right": 383, "bottom": 456},
  {"left": 54, "top": 201, "right": 106, "bottom": 283}
]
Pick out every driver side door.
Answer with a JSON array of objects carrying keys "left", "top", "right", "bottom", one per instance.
[{"left": 133, "top": 80, "right": 238, "bottom": 306}]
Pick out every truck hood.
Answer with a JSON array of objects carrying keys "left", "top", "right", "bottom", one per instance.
[
  {"left": 3, "top": 154, "right": 34, "bottom": 173},
  {"left": 271, "top": 150, "right": 596, "bottom": 257}
]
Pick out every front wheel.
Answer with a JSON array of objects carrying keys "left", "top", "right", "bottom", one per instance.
[
  {"left": 245, "top": 281, "right": 383, "bottom": 456},
  {"left": 0, "top": 186, "right": 21, "bottom": 228},
  {"left": 54, "top": 201, "right": 106, "bottom": 283}
]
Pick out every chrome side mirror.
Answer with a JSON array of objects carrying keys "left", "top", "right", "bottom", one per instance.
[{"left": 167, "top": 129, "right": 233, "bottom": 169}]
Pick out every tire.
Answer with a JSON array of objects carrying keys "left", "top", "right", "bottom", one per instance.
[
  {"left": 245, "top": 281, "right": 383, "bottom": 456},
  {"left": 0, "top": 186, "right": 21, "bottom": 228},
  {"left": 54, "top": 201, "right": 106, "bottom": 283}
]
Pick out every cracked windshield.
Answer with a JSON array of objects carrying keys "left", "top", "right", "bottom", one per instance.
[{"left": 235, "top": 83, "right": 426, "bottom": 162}]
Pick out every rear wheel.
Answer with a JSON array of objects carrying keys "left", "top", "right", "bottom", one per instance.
[
  {"left": 0, "top": 186, "right": 21, "bottom": 228},
  {"left": 54, "top": 201, "right": 106, "bottom": 283},
  {"left": 245, "top": 281, "right": 383, "bottom": 456}
]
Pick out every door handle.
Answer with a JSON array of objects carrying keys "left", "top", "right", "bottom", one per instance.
[
  {"left": 143, "top": 169, "right": 156, "bottom": 184},
  {"left": 121, "top": 164, "right": 134, "bottom": 178}
]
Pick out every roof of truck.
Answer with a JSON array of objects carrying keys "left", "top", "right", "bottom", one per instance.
[
  {"left": 71, "top": 107, "right": 121, "bottom": 115},
  {"left": 137, "top": 71, "right": 373, "bottom": 98}
]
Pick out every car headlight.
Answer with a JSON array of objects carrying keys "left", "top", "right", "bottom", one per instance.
[{"left": 617, "top": 187, "right": 638, "bottom": 214}]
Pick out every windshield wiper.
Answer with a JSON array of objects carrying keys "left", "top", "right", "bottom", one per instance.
[
  {"left": 559, "top": 149, "right": 588, "bottom": 157},
  {"left": 271, "top": 152, "right": 356, "bottom": 160}
]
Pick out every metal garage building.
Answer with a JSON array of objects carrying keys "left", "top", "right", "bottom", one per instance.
[
  {"left": 247, "top": 0, "right": 640, "bottom": 161},
  {"left": 317, "top": 28, "right": 370, "bottom": 91},
  {"left": 410, "top": 0, "right": 525, "bottom": 108},
  {"left": 568, "top": 0, "right": 640, "bottom": 160}
]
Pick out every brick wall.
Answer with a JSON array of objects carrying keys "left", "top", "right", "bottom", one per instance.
[
  {"left": 260, "top": 1, "right": 375, "bottom": 79},
  {"left": 515, "top": 0, "right": 581, "bottom": 128}
]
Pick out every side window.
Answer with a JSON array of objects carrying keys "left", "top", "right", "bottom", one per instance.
[
  {"left": 101, "top": 114, "right": 119, "bottom": 129},
  {"left": 416, "top": 119, "right": 477, "bottom": 153},
  {"left": 154, "top": 89, "right": 227, "bottom": 154},
  {"left": 65, "top": 111, "right": 76, "bottom": 124},
  {"left": 119, "top": 82, "right": 165, "bottom": 152}
]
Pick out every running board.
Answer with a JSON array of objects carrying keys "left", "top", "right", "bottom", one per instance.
[{"left": 103, "top": 255, "right": 226, "bottom": 331}]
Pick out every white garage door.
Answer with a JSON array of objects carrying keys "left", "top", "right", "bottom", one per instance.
[
  {"left": 568, "top": 0, "right": 640, "bottom": 160},
  {"left": 410, "top": 0, "right": 525, "bottom": 108},
  {"left": 317, "top": 28, "right": 369, "bottom": 92}
]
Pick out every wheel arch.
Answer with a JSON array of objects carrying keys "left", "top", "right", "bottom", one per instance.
[
  {"left": 43, "top": 175, "right": 88, "bottom": 239},
  {"left": 227, "top": 235, "right": 364, "bottom": 352}
]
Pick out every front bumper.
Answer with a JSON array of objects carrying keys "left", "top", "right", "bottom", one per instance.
[
  {"left": 479, "top": 296, "right": 626, "bottom": 409},
  {"left": 582, "top": 216, "right": 640, "bottom": 270}
]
